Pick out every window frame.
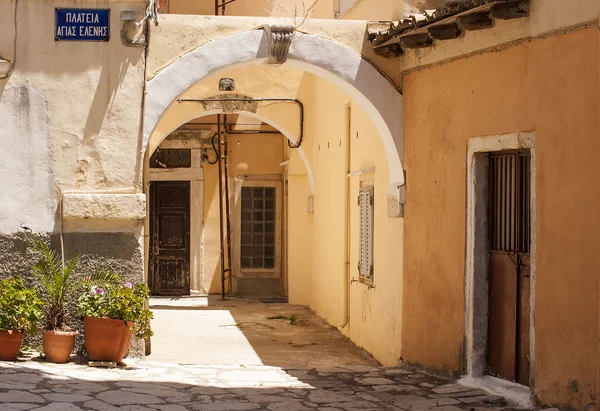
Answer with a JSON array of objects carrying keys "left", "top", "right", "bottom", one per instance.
[
  {"left": 232, "top": 178, "right": 282, "bottom": 279},
  {"left": 358, "top": 181, "right": 375, "bottom": 285}
]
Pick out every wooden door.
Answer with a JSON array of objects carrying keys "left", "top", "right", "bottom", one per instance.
[
  {"left": 488, "top": 151, "right": 531, "bottom": 385},
  {"left": 149, "top": 181, "right": 191, "bottom": 296}
]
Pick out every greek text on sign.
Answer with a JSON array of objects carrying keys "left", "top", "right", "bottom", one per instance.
[{"left": 55, "top": 9, "right": 110, "bottom": 42}]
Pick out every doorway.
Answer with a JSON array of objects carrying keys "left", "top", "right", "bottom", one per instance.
[
  {"left": 487, "top": 151, "right": 531, "bottom": 385},
  {"left": 149, "top": 181, "right": 191, "bottom": 295},
  {"left": 232, "top": 178, "right": 283, "bottom": 296},
  {"left": 464, "top": 132, "right": 536, "bottom": 388}
]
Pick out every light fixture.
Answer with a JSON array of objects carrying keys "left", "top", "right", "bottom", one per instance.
[
  {"left": 0, "top": 58, "right": 14, "bottom": 79},
  {"left": 219, "top": 78, "right": 235, "bottom": 91}
]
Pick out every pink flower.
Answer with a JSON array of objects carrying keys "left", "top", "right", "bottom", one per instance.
[
  {"left": 96, "top": 287, "right": 104, "bottom": 295},
  {"left": 88, "top": 290, "right": 95, "bottom": 296},
  {"left": 124, "top": 282, "right": 133, "bottom": 288}
]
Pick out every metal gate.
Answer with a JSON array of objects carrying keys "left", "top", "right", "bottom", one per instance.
[{"left": 488, "top": 150, "right": 531, "bottom": 385}]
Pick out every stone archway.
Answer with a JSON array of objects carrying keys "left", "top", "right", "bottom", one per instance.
[{"left": 144, "top": 29, "right": 405, "bottom": 201}]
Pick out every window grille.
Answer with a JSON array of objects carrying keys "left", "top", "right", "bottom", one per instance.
[
  {"left": 358, "top": 186, "right": 374, "bottom": 281},
  {"left": 240, "top": 187, "right": 276, "bottom": 269},
  {"left": 150, "top": 149, "right": 192, "bottom": 169},
  {"left": 489, "top": 151, "right": 531, "bottom": 253}
]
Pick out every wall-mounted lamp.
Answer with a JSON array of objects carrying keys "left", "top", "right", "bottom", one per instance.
[{"left": 0, "top": 58, "right": 14, "bottom": 79}]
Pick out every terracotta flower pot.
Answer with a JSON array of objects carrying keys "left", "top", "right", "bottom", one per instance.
[
  {"left": 83, "top": 317, "right": 134, "bottom": 363},
  {"left": 0, "top": 330, "right": 25, "bottom": 361},
  {"left": 43, "top": 329, "right": 78, "bottom": 363}
]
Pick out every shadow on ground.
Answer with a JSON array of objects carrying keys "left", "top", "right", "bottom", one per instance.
[{"left": 0, "top": 358, "right": 524, "bottom": 411}]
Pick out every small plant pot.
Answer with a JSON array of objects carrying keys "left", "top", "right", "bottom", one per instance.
[
  {"left": 83, "top": 317, "right": 134, "bottom": 363},
  {"left": 42, "top": 330, "right": 78, "bottom": 363},
  {"left": 0, "top": 330, "right": 25, "bottom": 361}
]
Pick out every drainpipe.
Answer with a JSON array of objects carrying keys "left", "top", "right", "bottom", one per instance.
[
  {"left": 217, "top": 114, "right": 227, "bottom": 300},
  {"left": 340, "top": 103, "right": 352, "bottom": 329}
]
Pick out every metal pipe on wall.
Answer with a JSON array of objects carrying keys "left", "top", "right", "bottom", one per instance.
[
  {"left": 217, "top": 114, "right": 226, "bottom": 300},
  {"left": 177, "top": 97, "right": 304, "bottom": 149},
  {"left": 340, "top": 103, "right": 352, "bottom": 329},
  {"left": 223, "top": 114, "right": 234, "bottom": 295}
]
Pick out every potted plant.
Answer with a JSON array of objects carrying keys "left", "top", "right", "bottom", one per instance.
[
  {"left": 0, "top": 277, "right": 43, "bottom": 361},
  {"left": 31, "top": 239, "right": 81, "bottom": 363},
  {"left": 78, "top": 278, "right": 153, "bottom": 363}
]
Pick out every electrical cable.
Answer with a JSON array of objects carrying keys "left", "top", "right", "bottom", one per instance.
[{"left": 205, "top": 132, "right": 219, "bottom": 165}]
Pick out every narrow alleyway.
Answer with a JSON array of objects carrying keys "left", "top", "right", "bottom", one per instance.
[{"left": 0, "top": 298, "right": 538, "bottom": 410}]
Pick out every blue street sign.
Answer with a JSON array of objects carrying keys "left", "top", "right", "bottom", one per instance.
[{"left": 55, "top": 9, "right": 110, "bottom": 42}]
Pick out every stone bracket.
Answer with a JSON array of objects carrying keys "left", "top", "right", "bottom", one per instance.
[
  {"left": 265, "top": 25, "right": 295, "bottom": 64},
  {"left": 387, "top": 185, "right": 406, "bottom": 218}
]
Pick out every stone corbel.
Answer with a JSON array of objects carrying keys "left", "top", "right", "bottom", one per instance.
[
  {"left": 387, "top": 173, "right": 406, "bottom": 218},
  {"left": 265, "top": 25, "right": 295, "bottom": 64}
]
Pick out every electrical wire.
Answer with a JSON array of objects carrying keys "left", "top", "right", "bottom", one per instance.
[{"left": 205, "top": 132, "right": 219, "bottom": 165}]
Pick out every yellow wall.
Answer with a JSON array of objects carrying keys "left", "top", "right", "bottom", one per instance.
[
  {"left": 286, "top": 73, "right": 404, "bottom": 366},
  {"left": 202, "top": 128, "right": 285, "bottom": 294},
  {"left": 165, "top": 0, "right": 334, "bottom": 18},
  {"left": 402, "top": 28, "right": 599, "bottom": 407},
  {"left": 340, "top": 0, "right": 403, "bottom": 20}
]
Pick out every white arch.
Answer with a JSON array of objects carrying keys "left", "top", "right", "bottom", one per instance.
[
  {"left": 147, "top": 106, "right": 315, "bottom": 195},
  {"left": 144, "top": 29, "right": 405, "bottom": 194}
]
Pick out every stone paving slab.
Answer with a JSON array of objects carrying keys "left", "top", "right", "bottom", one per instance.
[{"left": 0, "top": 359, "right": 536, "bottom": 411}]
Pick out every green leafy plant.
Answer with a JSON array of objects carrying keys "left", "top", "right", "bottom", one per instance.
[
  {"left": 0, "top": 278, "right": 43, "bottom": 334},
  {"left": 31, "top": 239, "right": 80, "bottom": 331},
  {"left": 289, "top": 314, "right": 297, "bottom": 325},
  {"left": 78, "top": 278, "right": 154, "bottom": 340}
]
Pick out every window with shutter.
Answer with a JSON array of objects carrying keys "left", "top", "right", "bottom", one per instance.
[{"left": 358, "top": 186, "right": 374, "bottom": 283}]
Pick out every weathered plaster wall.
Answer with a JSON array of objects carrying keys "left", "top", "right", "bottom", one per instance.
[
  {"left": 339, "top": 0, "right": 403, "bottom": 21},
  {"left": 165, "top": 0, "right": 335, "bottom": 18},
  {"left": 402, "top": 28, "right": 599, "bottom": 408},
  {"left": 0, "top": 0, "right": 147, "bottom": 357}
]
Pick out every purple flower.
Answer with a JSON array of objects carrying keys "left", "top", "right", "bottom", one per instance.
[
  {"left": 124, "top": 282, "right": 133, "bottom": 289},
  {"left": 96, "top": 287, "right": 104, "bottom": 295}
]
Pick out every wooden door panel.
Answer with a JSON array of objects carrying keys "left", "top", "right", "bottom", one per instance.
[
  {"left": 150, "top": 181, "right": 190, "bottom": 296},
  {"left": 488, "top": 251, "right": 517, "bottom": 381},
  {"left": 488, "top": 150, "right": 531, "bottom": 385},
  {"left": 517, "top": 254, "right": 531, "bottom": 385}
]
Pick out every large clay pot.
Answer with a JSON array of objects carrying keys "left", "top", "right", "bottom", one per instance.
[
  {"left": 43, "top": 330, "right": 78, "bottom": 363},
  {"left": 0, "top": 330, "right": 25, "bottom": 361},
  {"left": 83, "top": 317, "right": 134, "bottom": 363}
]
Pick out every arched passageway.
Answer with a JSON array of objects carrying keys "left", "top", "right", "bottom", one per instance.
[
  {"left": 144, "top": 28, "right": 406, "bottom": 368},
  {"left": 144, "top": 29, "right": 404, "bottom": 196}
]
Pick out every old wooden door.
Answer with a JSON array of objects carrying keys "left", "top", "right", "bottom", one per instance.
[
  {"left": 149, "top": 181, "right": 191, "bottom": 296},
  {"left": 488, "top": 151, "right": 531, "bottom": 385}
]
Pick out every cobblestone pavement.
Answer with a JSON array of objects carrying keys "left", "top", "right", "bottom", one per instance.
[{"left": 0, "top": 358, "right": 538, "bottom": 411}]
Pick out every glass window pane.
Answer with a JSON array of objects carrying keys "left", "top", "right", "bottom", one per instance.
[{"left": 241, "top": 258, "right": 252, "bottom": 269}]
